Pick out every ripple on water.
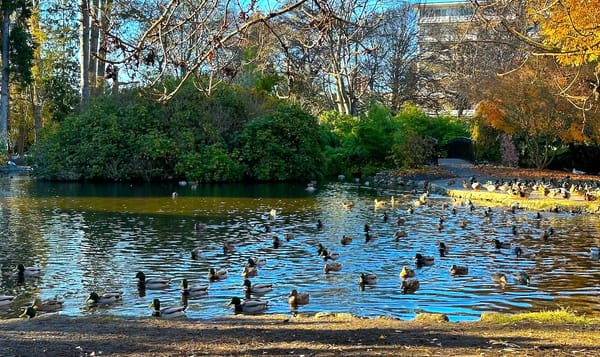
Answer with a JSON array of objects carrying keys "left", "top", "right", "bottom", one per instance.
[{"left": 1, "top": 180, "right": 600, "bottom": 320}]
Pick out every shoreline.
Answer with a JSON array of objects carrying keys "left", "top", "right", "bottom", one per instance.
[{"left": 1, "top": 311, "right": 599, "bottom": 356}]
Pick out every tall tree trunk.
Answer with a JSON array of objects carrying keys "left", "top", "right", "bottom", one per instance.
[
  {"left": 89, "top": 0, "right": 100, "bottom": 95},
  {"left": 31, "top": 0, "right": 44, "bottom": 142},
  {"left": 96, "top": 0, "right": 111, "bottom": 88},
  {"left": 80, "top": 0, "right": 90, "bottom": 105},
  {"left": 1, "top": 9, "right": 10, "bottom": 152}
]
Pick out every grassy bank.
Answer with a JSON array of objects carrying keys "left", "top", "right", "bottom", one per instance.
[{"left": 1, "top": 310, "right": 599, "bottom": 356}]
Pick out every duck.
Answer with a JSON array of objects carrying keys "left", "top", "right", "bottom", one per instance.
[
  {"left": 365, "top": 231, "right": 378, "bottom": 243},
  {"left": 288, "top": 289, "right": 310, "bottom": 306},
  {"left": 494, "top": 239, "right": 511, "bottom": 249},
  {"left": 316, "top": 219, "right": 324, "bottom": 230},
  {"left": 324, "top": 262, "right": 342, "bottom": 274},
  {"left": 208, "top": 268, "right": 228, "bottom": 282},
  {"left": 284, "top": 233, "right": 294, "bottom": 241},
  {"left": 135, "top": 271, "right": 171, "bottom": 289},
  {"left": 399, "top": 266, "right": 415, "bottom": 279},
  {"left": 190, "top": 247, "right": 203, "bottom": 260},
  {"left": 247, "top": 257, "right": 267, "bottom": 267},
  {"left": 401, "top": 279, "right": 420, "bottom": 294},
  {"left": 242, "top": 265, "right": 258, "bottom": 278},
  {"left": 272, "top": 236, "right": 282, "bottom": 249},
  {"left": 150, "top": 298, "right": 186, "bottom": 318},
  {"left": 374, "top": 199, "right": 386, "bottom": 209},
  {"left": 491, "top": 273, "right": 508, "bottom": 286},
  {"left": 516, "top": 271, "right": 530, "bottom": 285},
  {"left": 194, "top": 223, "right": 206, "bottom": 232},
  {"left": 16, "top": 264, "right": 43, "bottom": 277},
  {"left": 180, "top": 279, "right": 209, "bottom": 297},
  {"left": 317, "top": 243, "right": 326, "bottom": 256},
  {"left": 320, "top": 249, "right": 340, "bottom": 261},
  {"left": 512, "top": 245, "right": 523, "bottom": 258},
  {"left": 228, "top": 296, "right": 269, "bottom": 314},
  {"left": 32, "top": 297, "right": 64, "bottom": 312},
  {"left": 394, "top": 230, "right": 408, "bottom": 241},
  {"left": 86, "top": 291, "right": 123, "bottom": 305},
  {"left": 359, "top": 273, "right": 378, "bottom": 286},
  {"left": 20, "top": 306, "right": 37, "bottom": 319},
  {"left": 242, "top": 279, "right": 273, "bottom": 295},
  {"left": 450, "top": 264, "right": 468, "bottom": 276},
  {"left": 414, "top": 253, "right": 434, "bottom": 266},
  {"left": 438, "top": 242, "right": 448, "bottom": 257},
  {"left": 341, "top": 235, "right": 353, "bottom": 245},
  {"left": 342, "top": 201, "right": 355, "bottom": 209},
  {"left": 0, "top": 295, "right": 16, "bottom": 306}
]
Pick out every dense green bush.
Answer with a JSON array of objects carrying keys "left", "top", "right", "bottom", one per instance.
[{"left": 235, "top": 105, "right": 323, "bottom": 181}]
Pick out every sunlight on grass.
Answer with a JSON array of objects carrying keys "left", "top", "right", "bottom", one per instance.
[{"left": 480, "top": 308, "right": 600, "bottom": 324}]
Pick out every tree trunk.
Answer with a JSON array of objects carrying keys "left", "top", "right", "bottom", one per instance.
[
  {"left": 89, "top": 0, "right": 100, "bottom": 95},
  {"left": 97, "top": 0, "right": 111, "bottom": 88},
  {"left": 80, "top": 0, "right": 90, "bottom": 105},
  {"left": 1, "top": 9, "right": 10, "bottom": 152}
]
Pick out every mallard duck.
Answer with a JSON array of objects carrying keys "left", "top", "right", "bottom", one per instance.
[
  {"left": 16, "top": 264, "right": 43, "bottom": 277},
  {"left": 512, "top": 245, "right": 523, "bottom": 258},
  {"left": 324, "top": 262, "right": 342, "bottom": 274},
  {"left": 284, "top": 233, "right": 294, "bottom": 241},
  {"left": 194, "top": 223, "right": 206, "bottom": 232},
  {"left": 228, "top": 296, "right": 269, "bottom": 314},
  {"left": 320, "top": 249, "right": 339, "bottom": 261},
  {"left": 288, "top": 289, "right": 310, "bottom": 306},
  {"left": 20, "top": 306, "right": 37, "bottom": 319},
  {"left": 399, "top": 266, "right": 415, "bottom": 279},
  {"left": 180, "top": 279, "right": 209, "bottom": 297},
  {"left": 396, "top": 216, "right": 405, "bottom": 226},
  {"left": 494, "top": 239, "right": 511, "bottom": 249},
  {"left": 394, "top": 230, "right": 408, "bottom": 241},
  {"left": 208, "top": 268, "right": 228, "bottom": 282},
  {"left": 316, "top": 219, "right": 324, "bottom": 230},
  {"left": 317, "top": 243, "right": 326, "bottom": 256},
  {"left": 150, "top": 298, "right": 186, "bottom": 318},
  {"left": 341, "top": 235, "right": 353, "bottom": 245},
  {"left": 401, "top": 279, "right": 420, "bottom": 294},
  {"left": 249, "top": 257, "right": 267, "bottom": 267},
  {"left": 242, "top": 265, "right": 258, "bottom": 278},
  {"left": 414, "top": 253, "right": 434, "bottom": 266},
  {"left": 450, "top": 264, "right": 468, "bottom": 276},
  {"left": 365, "top": 231, "right": 378, "bottom": 243},
  {"left": 342, "top": 201, "right": 355, "bottom": 209},
  {"left": 243, "top": 279, "right": 273, "bottom": 295},
  {"left": 190, "top": 247, "right": 202, "bottom": 260},
  {"left": 86, "top": 291, "right": 123, "bottom": 305},
  {"left": 491, "top": 273, "right": 508, "bottom": 286},
  {"left": 382, "top": 211, "right": 390, "bottom": 223},
  {"left": 516, "top": 271, "right": 530, "bottom": 285},
  {"left": 32, "top": 297, "right": 64, "bottom": 312},
  {"left": 0, "top": 295, "right": 16, "bottom": 306},
  {"left": 135, "top": 271, "right": 171, "bottom": 289},
  {"left": 359, "top": 273, "right": 378, "bottom": 286}
]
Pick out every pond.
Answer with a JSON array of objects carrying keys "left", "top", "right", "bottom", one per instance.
[{"left": 1, "top": 175, "right": 599, "bottom": 322}]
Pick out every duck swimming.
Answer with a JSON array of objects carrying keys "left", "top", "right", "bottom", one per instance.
[
  {"left": 86, "top": 291, "right": 123, "bottom": 305},
  {"left": 136, "top": 271, "right": 171, "bottom": 289},
  {"left": 150, "top": 298, "right": 186, "bottom": 318},
  {"left": 242, "top": 265, "right": 258, "bottom": 278},
  {"left": 494, "top": 239, "right": 511, "bottom": 249},
  {"left": 415, "top": 253, "right": 434, "bottom": 266},
  {"left": 450, "top": 264, "right": 468, "bottom": 276},
  {"left": 491, "top": 273, "right": 508, "bottom": 286},
  {"left": 359, "top": 273, "right": 378, "bottom": 286},
  {"left": 16, "top": 264, "right": 43, "bottom": 278},
  {"left": 242, "top": 279, "right": 273, "bottom": 295},
  {"left": 208, "top": 268, "right": 228, "bottom": 282},
  {"left": 324, "top": 262, "right": 342, "bottom": 274},
  {"left": 341, "top": 235, "right": 353, "bottom": 245},
  {"left": 32, "top": 297, "right": 64, "bottom": 312},
  {"left": 401, "top": 279, "right": 420, "bottom": 294},
  {"left": 228, "top": 296, "right": 269, "bottom": 314},
  {"left": 180, "top": 279, "right": 209, "bottom": 297},
  {"left": 399, "top": 266, "right": 415, "bottom": 279}
]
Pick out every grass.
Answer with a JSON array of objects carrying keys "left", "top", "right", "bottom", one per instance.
[{"left": 480, "top": 308, "right": 600, "bottom": 325}]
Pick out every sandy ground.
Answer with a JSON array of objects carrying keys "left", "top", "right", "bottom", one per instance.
[{"left": 1, "top": 313, "right": 599, "bottom": 356}]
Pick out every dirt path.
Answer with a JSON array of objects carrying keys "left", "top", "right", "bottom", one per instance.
[{"left": 1, "top": 314, "right": 599, "bottom": 356}]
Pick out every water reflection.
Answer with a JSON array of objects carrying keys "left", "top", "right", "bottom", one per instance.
[{"left": 1, "top": 175, "right": 599, "bottom": 321}]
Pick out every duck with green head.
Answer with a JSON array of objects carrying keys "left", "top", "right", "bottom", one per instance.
[
  {"left": 208, "top": 268, "right": 228, "bottom": 282},
  {"left": 20, "top": 306, "right": 37, "bottom": 319},
  {"left": 242, "top": 279, "right": 273, "bottom": 295},
  {"left": 359, "top": 273, "right": 377, "bottom": 286},
  {"left": 135, "top": 271, "right": 170, "bottom": 290},
  {"left": 150, "top": 298, "right": 186, "bottom": 318},
  {"left": 228, "top": 296, "right": 269, "bottom": 314},
  {"left": 16, "top": 264, "right": 43, "bottom": 278},
  {"left": 86, "top": 291, "right": 123, "bottom": 305},
  {"left": 180, "top": 279, "right": 209, "bottom": 298}
]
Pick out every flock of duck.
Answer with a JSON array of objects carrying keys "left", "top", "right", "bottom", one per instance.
[{"left": 3, "top": 175, "right": 600, "bottom": 320}]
